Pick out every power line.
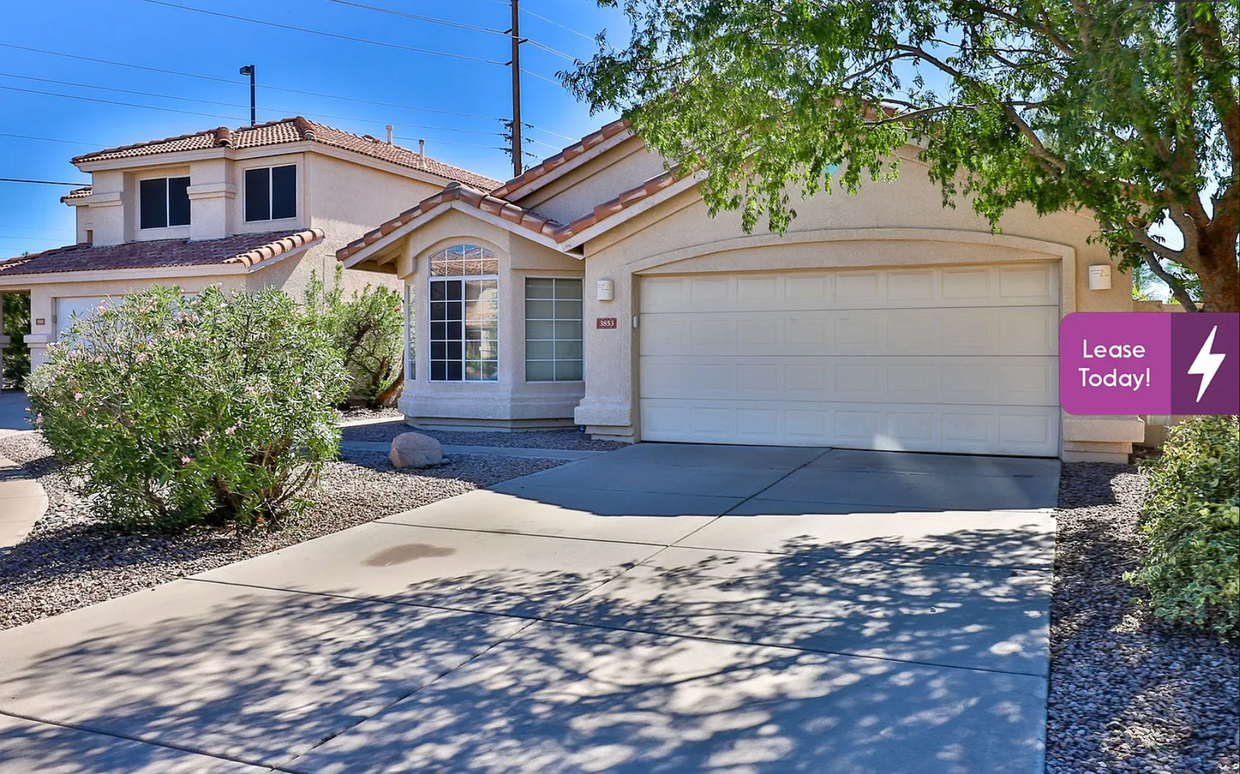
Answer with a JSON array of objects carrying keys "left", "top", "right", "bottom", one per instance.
[
  {"left": 0, "top": 132, "right": 102, "bottom": 148},
  {"left": 134, "top": 0, "right": 508, "bottom": 66},
  {"left": 0, "top": 42, "right": 506, "bottom": 122},
  {"left": 320, "top": 0, "right": 577, "bottom": 61},
  {"left": 0, "top": 71, "right": 252, "bottom": 111},
  {"left": 392, "top": 135, "right": 504, "bottom": 151},
  {"left": 0, "top": 177, "right": 90, "bottom": 186},
  {"left": 0, "top": 71, "right": 508, "bottom": 138},
  {"left": 322, "top": 0, "right": 508, "bottom": 37},
  {"left": 521, "top": 6, "right": 598, "bottom": 43},
  {"left": 0, "top": 222, "right": 77, "bottom": 232},
  {"left": 0, "top": 83, "right": 241, "bottom": 121},
  {"left": 525, "top": 39, "right": 577, "bottom": 63}
]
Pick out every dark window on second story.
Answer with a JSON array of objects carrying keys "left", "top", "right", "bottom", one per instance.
[
  {"left": 244, "top": 164, "right": 297, "bottom": 222},
  {"left": 139, "top": 176, "right": 190, "bottom": 229}
]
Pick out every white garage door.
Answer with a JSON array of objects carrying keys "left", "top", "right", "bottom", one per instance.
[
  {"left": 55, "top": 296, "right": 107, "bottom": 338},
  {"left": 638, "top": 263, "right": 1061, "bottom": 456}
]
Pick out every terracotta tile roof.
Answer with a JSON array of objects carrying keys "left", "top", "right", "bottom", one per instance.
[
  {"left": 59, "top": 186, "right": 93, "bottom": 203},
  {"left": 71, "top": 117, "right": 501, "bottom": 190},
  {"left": 489, "top": 118, "right": 631, "bottom": 199},
  {"left": 338, "top": 166, "right": 687, "bottom": 262},
  {"left": 0, "top": 229, "right": 323, "bottom": 277}
]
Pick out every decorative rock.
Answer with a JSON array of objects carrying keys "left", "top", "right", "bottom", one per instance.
[{"left": 389, "top": 432, "right": 443, "bottom": 469}]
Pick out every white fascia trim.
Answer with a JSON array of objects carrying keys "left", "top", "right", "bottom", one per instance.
[
  {"left": 559, "top": 171, "right": 705, "bottom": 251},
  {"left": 503, "top": 129, "right": 635, "bottom": 201},
  {"left": 340, "top": 200, "right": 577, "bottom": 270},
  {"left": 0, "top": 263, "right": 246, "bottom": 287},
  {"left": 75, "top": 146, "right": 232, "bottom": 173}
]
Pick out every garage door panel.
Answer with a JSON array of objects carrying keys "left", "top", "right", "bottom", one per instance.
[
  {"left": 639, "top": 266, "right": 1059, "bottom": 314},
  {"left": 641, "top": 306, "right": 1058, "bottom": 358},
  {"left": 638, "top": 265, "right": 1060, "bottom": 456},
  {"left": 640, "top": 399, "right": 1060, "bottom": 456},
  {"left": 641, "top": 356, "right": 1058, "bottom": 406}
]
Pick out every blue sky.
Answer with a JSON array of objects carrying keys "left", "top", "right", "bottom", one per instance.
[{"left": 0, "top": 0, "right": 627, "bottom": 258}]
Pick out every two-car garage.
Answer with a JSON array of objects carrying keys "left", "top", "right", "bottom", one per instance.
[{"left": 637, "top": 262, "right": 1061, "bottom": 456}]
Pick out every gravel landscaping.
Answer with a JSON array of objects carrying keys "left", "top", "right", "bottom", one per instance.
[
  {"left": 1048, "top": 462, "right": 1239, "bottom": 774},
  {"left": 341, "top": 419, "right": 626, "bottom": 451},
  {"left": 336, "top": 406, "right": 404, "bottom": 424},
  {"left": 0, "top": 432, "right": 568, "bottom": 631}
]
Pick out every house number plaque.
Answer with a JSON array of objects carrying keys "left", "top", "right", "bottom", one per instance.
[{"left": 596, "top": 317, "right": 617, "bottom": 330}]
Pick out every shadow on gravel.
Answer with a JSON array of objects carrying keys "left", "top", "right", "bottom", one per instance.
[{"left": 0, "top": 531, "right": 1051, "bottom": 774}]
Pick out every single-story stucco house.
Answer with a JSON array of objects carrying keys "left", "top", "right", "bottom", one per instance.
[
  {"left": 0, "top": 116, "right": 499, "bottom": 372},
  {"left": 338, "top": 119, "right": 1144, "bottom": 462}
]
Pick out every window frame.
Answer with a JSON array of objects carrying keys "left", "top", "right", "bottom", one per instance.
[
  {"left": 243, "top": 163, "right": 298, "bottom": 223},
  {"left": 427, "top": 245, "right": 500, "bottom": 383},
  {"left": 524, "top": 277, "right": 584, "bottom": 383},
  {"left": 137, "top": 175, "right": 191, "bottom": 230}
]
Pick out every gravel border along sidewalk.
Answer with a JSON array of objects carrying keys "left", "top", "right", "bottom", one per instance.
[
  {"left": 341, "top": 420, "right": 626, "bottom": 452},
  {"left": 0, "top": 433, "right": 569, "bottom": 631},
  {"left": 1047, "top": 462, "right": 1239, "bottom": 774}
]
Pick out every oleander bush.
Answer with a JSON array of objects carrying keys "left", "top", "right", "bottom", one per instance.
[
  {"left": 305, "top": 266, "right": 404, "bottom": 408},
  {"left": 26, "top": 285, "right": 349, "bottom": 531},
  {"left": 1126, "top": 415, "right": 1240, "bottom": 637}
]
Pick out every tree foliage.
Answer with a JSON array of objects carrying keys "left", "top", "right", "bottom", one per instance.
[
  {"left": 567, "top": 0, "right": 1239, "bottom": 311},
  {"left": 1, "top": 292, "right": 31, "bottom": 388},
  {"left": 305, "top": 266, "right": 405, "bottom": 409},
  {"left": 26, "top": 286, "right": 349, "bottom": 531}
]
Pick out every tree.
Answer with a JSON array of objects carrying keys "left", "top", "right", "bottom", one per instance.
[
  {"left": 566, "top": 0, "right": 1239, "bottom": 311},
  {"left": 305, "top": 266, "right": 405, "bottom": 408},
  {"left": 2, "top": 292, "right": 31, "bottom": 388}
]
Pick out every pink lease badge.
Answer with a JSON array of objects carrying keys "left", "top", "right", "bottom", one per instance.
[{"left": 1060, "top": 312, "right": 1239, "bottom": 416}]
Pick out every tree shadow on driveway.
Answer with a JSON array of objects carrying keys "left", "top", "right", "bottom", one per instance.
[{"left": 1, "top": 525, "right": 1051, "bottom": 774}]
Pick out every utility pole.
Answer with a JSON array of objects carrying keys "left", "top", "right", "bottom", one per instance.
[
  {"left": 509, "top": 0, "right": 523, "bottom": 178},
  {"left": 239, "top": 64, "right": 256, "bottom": 126}
]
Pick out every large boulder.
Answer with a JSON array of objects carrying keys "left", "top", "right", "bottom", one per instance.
[{"left": 389, "top": 432, "right": 444, "bottom": 469}]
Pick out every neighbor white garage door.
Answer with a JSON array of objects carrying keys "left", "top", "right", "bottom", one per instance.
[
  {"left": 55, "top": 296, "right": 107, "bottom": 338},
  {"left": 638, "top": 263, "right": 1061, "bottom": 456}
]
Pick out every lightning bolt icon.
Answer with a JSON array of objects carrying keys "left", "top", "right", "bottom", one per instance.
[{"left": 1188, "top": 325, "right": 1225, "bottom": 402}]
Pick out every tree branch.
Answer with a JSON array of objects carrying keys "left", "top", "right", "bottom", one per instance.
[{"left": 1142, "top": 252, "right": 1200, "bottom": 311}]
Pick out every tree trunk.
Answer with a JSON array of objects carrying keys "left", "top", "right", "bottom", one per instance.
[{"left": 1197, "top": 228, "right": 1240, "bottom": 313}]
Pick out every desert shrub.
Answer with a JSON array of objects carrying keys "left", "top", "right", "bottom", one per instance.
[
  {"left": 1126, "top": 415, "right": 1239, "bottom": 637},
  {"left": 2, "top": 292, "right": 31, "bottom": 388},
  {"left": 305, "top": 266, "right": 404, "bottom": 408},
  {"left": 26, "top": 285, "right": 349, "bottom": 531}
]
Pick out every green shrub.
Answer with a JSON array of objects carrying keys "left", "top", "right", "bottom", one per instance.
[
  {"left": 26, "top": 285, "right": 349, "bottom": 531},
  {"left": 2, "top": 292, "right": 31, "bottom": 389},
  {"left": 305, "top": 266, "right": 404, "bottom": 408},
  {"left": 1126, "top": 415, "right": 1240, "bottom": 637}
]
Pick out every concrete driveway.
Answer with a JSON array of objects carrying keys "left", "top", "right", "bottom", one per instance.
[{"left": 0, "top": 444, "right": 1058, "bottom": 773}]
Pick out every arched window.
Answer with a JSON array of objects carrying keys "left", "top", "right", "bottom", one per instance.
[{"left": 428, "top": 245, "right": 499, "bottom": 381}]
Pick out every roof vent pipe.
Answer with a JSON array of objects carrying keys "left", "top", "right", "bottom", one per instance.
[
  {"left": 419, "top": 139, "right": 425, "bottom": 157},
  {"left": 386, "top": 125, "right": 393, "bottom": 144}
]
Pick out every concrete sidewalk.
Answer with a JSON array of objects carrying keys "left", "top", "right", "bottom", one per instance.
[
  {"left": 0, "top": 391, "right": 44, "bottom": 548},
  {"left": 0, "top": 444, "right": 1059, "bottom": 773}
]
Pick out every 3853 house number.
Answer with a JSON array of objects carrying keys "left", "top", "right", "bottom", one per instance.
[{"left": 596, "top": 317, "right": 618, "bottom": 329}]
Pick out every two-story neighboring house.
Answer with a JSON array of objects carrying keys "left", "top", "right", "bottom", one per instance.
[{"left": 0, "top": 116, "right": 499, "bottom": 373}]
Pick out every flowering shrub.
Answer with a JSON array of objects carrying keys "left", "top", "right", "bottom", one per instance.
[
  {"left": 1127, "top": 415, "right": 1239, "bottom": 638},
  {"left": 26, "top": 285, "right": 349, "bottom": 531},
  {"left": 305, "top": 266, "right": 404, "bottom": 408}
]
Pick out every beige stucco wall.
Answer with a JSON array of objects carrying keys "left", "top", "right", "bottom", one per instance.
[
  {"left": 386, "top": 209, "right": 586, "bottom": 428},
  {"left": 512, "top": 136, "right": 669, "bottom": 225},
  {"left": 572, "top": 150, "right": 1137, "bottom": 459}
]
